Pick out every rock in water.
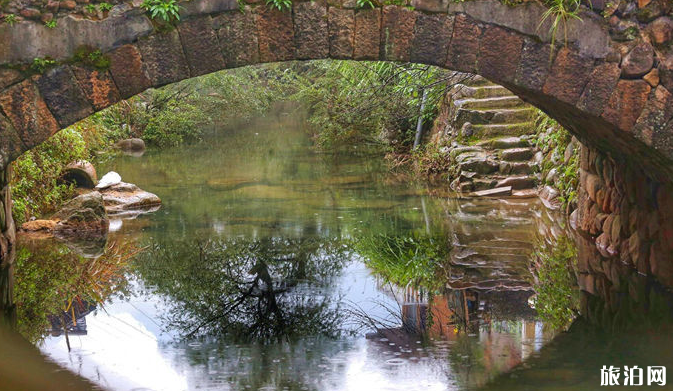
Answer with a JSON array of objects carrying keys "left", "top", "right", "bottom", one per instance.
[
  {"left": 61, "top": 160, "right": 97, "bottom": 188},
  {"left": 99, "top": 182, "right": 161, "bottom": 216},
  {"left": 114, "top": 138, "right": 146, "bottom": 152},
  {"left": 96, "top": 171, "right": 122, "bottom": 190},
  {"left": 52, "top": 191, "right": 109, "bottom": 237}
]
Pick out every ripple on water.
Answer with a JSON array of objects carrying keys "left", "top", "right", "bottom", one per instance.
[{"left": 385, "top": 358, "right": 406, "bottom": 366}]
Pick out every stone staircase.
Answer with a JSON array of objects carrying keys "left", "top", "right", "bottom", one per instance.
[{"left": 441, "top": 77, "right": 539, "bottom": 197}]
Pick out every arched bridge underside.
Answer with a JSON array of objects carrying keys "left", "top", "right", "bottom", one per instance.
[
  {"left": 1, "top": 0, "right": 673, "bottom": 291},
  {"left": 0, "top": 0, "right": 671, "bottom": 179}
]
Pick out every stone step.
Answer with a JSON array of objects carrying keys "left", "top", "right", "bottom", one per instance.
[
  {"left": 499, "top": 147, "right": 535, "bottom": 161},
  {"left": 452, "top": 245, "right": 531, "bottom": 259},
  {"left": 495, "top": 175, "right": 537, "bottom": 190},
  {"left": 456, "top": 96, "right": 526, "bottom": 110},
  {"left": 469, "top": 85, "right": 513, "bottom": 99},
  {"left": 477, "top": 136, "right": 532, "bottom": 150},
  {"left": 466, "top": 122, "right": 536, "bottom": 139},
  {"left": 498, "top": 161, "right": 535, "bottom": 175},
  {"left": 455, "top": 107, "right": 535, "bottom": 128},
  {"left": 454, "top": 239, "right": 534, "bottom": 251}
]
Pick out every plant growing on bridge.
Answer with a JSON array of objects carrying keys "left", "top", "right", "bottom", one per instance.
[
  {"left": 539, "top": 0, "right": 582, "bottom": 53},
  {"left": 44, "top": 19, "right": 57, "bottom": 28},
  {"left": 30, "top": 57, "right": 56, "bottom": 73},
  {"left": 141, "top": 0, "right": 181, "bottom": 22},
  {"left": 265, "top": 0, "right": 292, "bottom": 11},
  {"left": 4, "top": 13, "right": 16, "bottom": 25},
  {"left": 85, "top": 3, "right": 97, "bottom": 13},
  {"left": 356, "top": 0, "right": 375, "bottom": 9},
  {"left": 99, "top": 2, "right": 113, "bottom": 11}
]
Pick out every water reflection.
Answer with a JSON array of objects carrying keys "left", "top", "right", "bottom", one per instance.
[{"left": 135, "top": 238, "right": 348, "bottom": 342}]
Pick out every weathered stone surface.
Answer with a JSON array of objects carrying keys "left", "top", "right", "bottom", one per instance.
[
  {"left": 380, "top": 5, "right": 416, "bottom": 62},
  {"left": 99, "top": 182, "right": 161, "bottom": 215},
  {"left": 328, "top": 8, "right": 355, "bottom": 59},
  {"left": 602, "top": 79, "right": 651, "bottom": 131},
  {"left": 295, "top": 2, "right": 329, "bottom": 60},
  {"left": 0, "top": 69, "right": 22, "bottom": 90},
  {"left": 620, "top": 41, "right": 654, "bottom": 78},
  {"left": 446, "top": 14, "right": 480, "bottom": 73},
  {"left": 254, "top": 6, "right": 295, "bottom": 62},
  {"left": 633, "top": 86, "right": 673, "bottom": 146},
  {"left": 52, "top": 191, "right": 108, "bottom": 236},
  {"left": 178, "top": 16, "right": 225, "bottom": 76},
  {"left": 20, "top": 7, "right": 41, "bottom": 19},
  {"left": 542, "top": 48, "right": 593, "bottom": 104},
  {"left": 639, "top": 66, "right": 658, "bottom": 86},
  {"left": 214, "top": 8, "right": 259, "bottom": 67},
  {"left": 138, "top": 30, "right": 190, "bottom": 86},
  {"left": 108, "top": 44, "right": 151, "bottom": 99},
  {"left": 410, "top": 13, "right": 452, "bottom": 66},
  {"left": 577, "top": 62, "right": 621, "bottom": 116},
  {"left": 647, "top": 16, "right": 673, "bottom": 46},
  {"left": 411, "top": 0, "right": 450, "bottom": 12},
  {"left": 36, "top": 65, "right": 93, "bottom": 128},
  {"left": 478, "top": 25, "right": 523, "bottom": 84},
  {"left": 354, "top": 8, "right": 380, "bottom": 60},
  {"left": 71, "top": 65, "right": 121, "bottom": 111},
  {"left": 179, "top": 0, "right": 237, "bottom": 17},
  {"left": 0, "top": 113, "right": 23, "bottom": 169},
  {"left": 514, "top": 38, "right": 551, "bottom": 92},
  {"left": 0, "top": 79, "right": 59, "bottom": 149}
]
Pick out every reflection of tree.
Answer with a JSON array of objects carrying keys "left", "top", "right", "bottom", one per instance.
[
  {"left": 134, "top": 237, "right": 349, "bottom": 342},
  {"left": 14, "top": 239, "right": 136, "bottom": 343}
]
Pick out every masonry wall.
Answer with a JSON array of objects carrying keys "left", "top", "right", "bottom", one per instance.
[
  {"left": 0, "top": 167, "right": 13, "bottom": 269},
  {"left": 573, "top": 144, "right": 673, "bottom": 298}
]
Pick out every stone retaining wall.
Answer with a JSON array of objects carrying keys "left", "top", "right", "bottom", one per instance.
[
  {"left": 0, "top": 168, "right": 14, "bottom": 269},
  {"left": 573, "top": 144, "right": 673, "bottom": 293}
]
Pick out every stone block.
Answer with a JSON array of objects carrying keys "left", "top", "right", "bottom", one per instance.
[
  {"left": 71, "top": 65, "right": 121, "bottom": 111},
  {"left": 445, "top": 14, "right": 480, "bottom": 73},
  {"left": 0, "top": 113, "right": 23, "bottom": 170},
  {"left": 329, "top": 8, "right": 355, "bottom": 59},
  {"left": 214, "top": 8, "right": 260, "bottom": 67},
  {"left": 295, "top": 2, "right": 329, "bottom": 60},
  {"left": 542, "top": 47, "right": 593, "bottom": 105},
  {"left": 601, "top": 79, "right": 651, "bottom": 131},
  {"left": 108, "top": 44, "right": 151, "bottom": 99},
  {"left": 478, "top": 24, "right": 523, "bottom": 85},
  {"left": 354, "top": 8, "right": 381, "bottom": 60},
  {"left": 577, "top": 62, "right": 621, "bottom": 116},
  {"left": 411, "top": 0, "right": 449, "bottom": 12},
  {"left": 380, "top": 5, "right": 416, "bottom": 62},
  {"left": 254, "top": 6, "right": 295, "bottom": 62},
  {"left": 514, "top": 38, "right": 551, "bottom": 92},
  {"left": 138, "top": 30, "right": 190, "bottom": 87},
  {"left": 178, "top": 16, "right": 226, "bottom": 76},
  {"left": 633, "top": 86, "right": 673, "bottom": 146},
  {"left": 621, "top": 41, "right": 654, "bottom": 78},
  {"left": 410, "top": 13, "right": 453, "bottom": 66},
  {"left": 0, "top": 69, "right": 22, "bottom": 90},
  {"left": 0, "top": 79, "right": 59, "bottom": 149},
  {"left": 36, "top": 65, "right": 93, "bottom": 128}
]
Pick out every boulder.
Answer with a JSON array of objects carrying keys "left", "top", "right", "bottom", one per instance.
[
  {"left": 61, "top": 160, "right": 97, "bottom": 188},
  {"left": 99, "top": 182, "right": 161, "bottom": 216},
  {"left": 52, "top": 191, "right": 108, "bottom": 237},
  {"left": 114, "top": 138, "right": 146, "bottom": 152}
]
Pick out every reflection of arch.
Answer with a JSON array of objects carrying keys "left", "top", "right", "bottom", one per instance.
[{"left": 0, "top": 0, "right": 670, "bottom": 179}]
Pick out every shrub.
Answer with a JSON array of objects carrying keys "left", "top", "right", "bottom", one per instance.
[
  {"left": 141, "top": 0, "right": 181, "bottom": 22},
  {"left": 265, "top": 0, "right": 292, "bottom": 11},
  {"left": 99, "top": 2, "right": 113, "bottom": 11},
  {"left": 30, "top": 57, "right": 56, "bottom": 73},
  {"left": 4, "top": 13, "right": 17, "bottom": 25},
  {"left": 44, "top": 20, "right": 57, "bottom": 28}
]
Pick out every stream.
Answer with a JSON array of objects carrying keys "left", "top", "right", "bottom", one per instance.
[{"left": 8, "top": 105, "right": 673, "bottom": 391}]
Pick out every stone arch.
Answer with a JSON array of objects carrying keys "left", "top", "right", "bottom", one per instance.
[{"left": 1, "top": 0, "right": 673, "bottom": 287}]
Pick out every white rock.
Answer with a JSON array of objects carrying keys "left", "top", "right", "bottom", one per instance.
[{"left": 95, "top": 171, "right": 122, "bottom": 189}]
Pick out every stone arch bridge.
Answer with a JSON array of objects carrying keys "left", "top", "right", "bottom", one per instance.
[{"left": 0, "top": 0, "right": 673, "bottom": 291}]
